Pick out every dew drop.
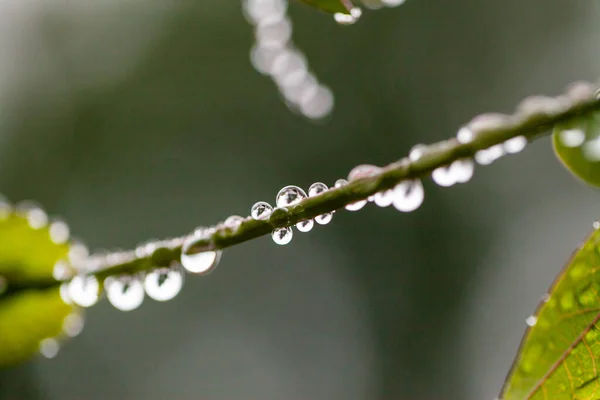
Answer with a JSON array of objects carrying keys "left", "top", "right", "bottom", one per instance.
[
  {"left": 68, "top": 242, "right": 89, "bottom": 269},
  {"left": 296, "top": 219, "right": 314, "bottom": 232},
  {"left": 450, "top": 159, "right": 475, "bottom": 184},
  {"left": 431, "top": 166, "right": 456, "bottom": 187},
  {"left": 105, "top": 275, "right": 145, "bottom": 312},
  {"left": 181, "top": 232, "right": 222, "bottom": 275},
  {"left": 374, "top": 190, "right": 394, "bottom": 207},
  {"left": 49, "top": 220, "right": 70, "bottom": 244},
  {"left": 52, "top": 260, "right": 72, "bottom": 281},
  {"left": 39, "top": 338, "right": 59, "bottom": 359},
  {"left": 583, "top": 137, "right": 600, "bottom": 161},
  {"left": 345, "top": 200, "right": 367, "bottom": 212},
  {"left": 67, "top": 275, "right": 99, "bottom": 308},
  {"left": 59, "top": 283, "right": 72, "bottom": 304},
  {"left": 348, "top": 164, "right": 380, "bottom": 180},
  {"left": 559, "top": 129, "right": 586, "bottom": 148},
  {"left": 224, "top": 215, "right": 245, "bottom": 230},
  {"left": 308, "top": 182, "right": 328, "bottom": 197},
  {"left": 334, "top": 7, "right": 361, "bottom": 25},
  {"left": 251, "top": 201, "right": 273, "bottom": 220},
  {"left": 26, "top": 208, "right": 48, "bottom": 229},
  {"left": 526, "top": 315, "right": 537, "bottom": 327},
  {"left": 392, "top": 179, "right": 424, "bottom": 212},
  {"left": 62, "top": 313, "right": 85, "bottom": 337},
  {"left": 456, "top": 127, "right": 474, "bottom": 144},
  {"left": 334, "top": 179, "right": 348, "bottom": 188},
  {"left": 272, "top": 227, "right": 293, "bottom": 245},
  {"left": 144, "top": 267, "right": 184, "bottom": 302},
  {"left": 503, "top": 136, "right": 527, "bottom": 154},
  {"left": 315, "top": 213, "right": 333, "bottom": 225},
  {"left": 276, "top": 185, "right": 307, "bottom": 207},
  {"left": 409, "top": 144, "right": 426, "bottom": 162}
]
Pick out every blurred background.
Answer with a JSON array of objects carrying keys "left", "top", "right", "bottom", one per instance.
[{"left": 0, "top": 0, "right": 599, "bottom": 399}]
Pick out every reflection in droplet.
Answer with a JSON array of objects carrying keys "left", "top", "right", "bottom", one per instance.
[
  {"left": 374, "top": 190, "right": 394, "bottom": 207},
  {"left": 181, "top": 232, "right": 221, "bottom": 275},
  {"left": 68, "top": 275, "right": 99, "bottom": 308},
  {"left": 392, "top": 180, "right": 424, "bottom": 212},
  {"left": 559, "top": 129, "right": 586, "bottom": 148},
  {"left": 272, "top": 227, "right": 293, "bottom": 245},
  {"left": 105, "top": 276, "right": 145, "bottom": 312},
  {"left": 63, "top": 313, "right": 85, "bottom": 337},
  {"left": 49, "top": 220, "right": 70, "bottom": 244},
  {"left": 308, "top": 182, "right": 328, "bottom": 197},
  {"left": 296, "top": 219, "right": 314, "bottom": 233},
  {"left": 276, "top": 185, "right": 307, "bottom": 207},
  {"left": 59, "top": 283, "right": 72, "bottom": 304},
  {"left": 456, "top": 127, "right": 474, "bottom": 144},
  {"left": 39, "top": 338, "right": 59, "bottom": 359},
  {"left": 144, "top": 267, "right": 184, "bottom": 302},
  {"left": 315, "top": 213, "right": 333, "bottom": 225},
  {"left": 503, "top": 136, "right": 527, "bottom": 154},
  {"left": 251, "top": 201, "right": 273, "bottom": 220},
  {"left": 334, "top": 9, "right": 361, "bottom": 25}
]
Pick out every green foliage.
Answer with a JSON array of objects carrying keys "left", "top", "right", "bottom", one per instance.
[
  {"left": 553, "top": 111, "right": 600, "bottom": 187},
  {"left": 0, "top": 211, "right": 74, "bottom": 367},
  {"left": 297, "top": 0, "right": 353, "bottom": 14},
  {"left": 501, "top": 226, "right": 600, "bottom": 399}
]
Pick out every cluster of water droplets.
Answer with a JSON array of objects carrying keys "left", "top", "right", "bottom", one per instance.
[{"left": 243, "top": 0, "right": 337, "bottom": 119}]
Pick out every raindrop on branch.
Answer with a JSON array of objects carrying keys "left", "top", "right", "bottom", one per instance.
[
  {"left": 105, "top": 275, "right": 145, "bottom": 312},
  {"left": 374, "top": 190, "right": 394, "bottom": 207},
  {"left": 392, "top": 179, "right": 424, "bottom": 212},
  {"left": 251, "top": 201, "right": 273, "bottom": 220},
  {"left": 68, "top": 275, "right": 99, "bottom": 308},
  {"left": 144, "top": 267, "right": 184, "bottom": 302},
  {"left": 272, "top": 227, "right": 293, "bottom": 245},
  {"left": 276, "top": 185, "right": 307, "bottom": 207},
  {"left": 296, "top": 219, "right": 314, "bottom": 232},
  {"left": 39, "top": 338, "right": 59, "bottom": 359},
  {"left": 309, "top": 182, "right": 333, "bottom": 223}
]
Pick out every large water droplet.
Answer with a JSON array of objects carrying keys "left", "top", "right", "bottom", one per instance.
[
  {"left": 251, "top": 201, "right": 273, "bottom": 220},
  {"left": 348, "top": 164, "right": 380, "bottom": 180},
  {"left": 68, "top": 275, "right": 99, "bottom": 308},
  {"left": 392, "top": 180, "right": 424, "bottom": 212},
  {"left": 62, "top": 313, "right": 84, "bottom": 337},
  {"left": 450, "top": 159, "right": 474, "bottom": 184},
  {"left": 503, "top": 136, "right": 527, "bottom": 154},
  {"left": 333, "top": 7, "right": 361, "bottom": 25},
  {"left": 181, "top": 232, "right": 222, "bottom": 275},
  {"left": 49, "top": 220, "right": 70, "bottom": 244},
  {"left": 144, "top": 267, "right": 184, "bottom": 302},
  {"left": 39, "top": 338, "right": 59, "bottom": 359},
  {"left": 409, "top": 144, "right": 427, "bottom": 162},
  {"left": 105, "top": 275, "right": 145, "bottom": 312},
  {"left": 296, "top": 219, "right": 314, "bottom": 232},
  {"left": 474, "top": 145, "right": 504, "bottom": 166},
  {"left": 52, "top": 260, "right": 72, "bottom": 281},
  {"left": 272, "top": 227, "right": 293, "bottom": 245},
  {"left": 559, "top": 129, "right": 586, "bottom": 148},
  {"left": 315, "top": 213, "right": 333, "bottom": 225},
  {"left": 276, "top": 185, "right": 307, "bottom": 207},
  {"left": 431, "top": 166, "right": 455, "bottom": 187},
  {"left": 308, "top": 182, "right": 328, "bottom": 197},
  {"left": 374, "top": 190, "right": 393, "bottom": 207}
]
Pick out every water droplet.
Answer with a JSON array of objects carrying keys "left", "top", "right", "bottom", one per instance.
[
  {"left": 348, "top": 164, "right": 380, "bottom": 180},
  {"left": 49, "top": 220, "right": 70, "bottom": 244},
  {"left": 68, "top": 275, "right": 99, "bottom": 308},
  {"left": 251, "top": 201, "right": 273, "bottom": 220},
  {"left": 526, "top": 315, "right": 537, "bottom": 327},
  {"left": 105, "top": 275, "right": 145, "bottom": 312},
  {"left": 474, "top": 145, "right": 504, "bottom": 166},
  {"left": 594, "top": 221, "right": 600, "bottom": 230},
  {"left": 224, "top": 215, "right": 245, "bottom": 230},
  {"left": 296, "top": 219, "right": 314, "bottom": 232},
  {"left": 26, "top": 208, "right": 48, "bottom": 229},
  {"left": 315, "top": 213, "right": 333, "bottom": 225},
  {"left": 59, "top": 283, "right": 72, "bottom": 304},
  {"left": 308, "top": 182, "right": 328, "bottom": 197},
  {"left": 468, "top": 113, "right": 510, "bottom": 133},
  {"left": 392, "top": 180, "right": 424, "bottom": 212},
  {"left": 272, "top": 227, "right": 293, "bottom": 245},
  {"left": 541, "top": 293, "right": 551, "bottom": 303},
  {"left": 583, "top": 137, "right": 600, "bottom": 161},
  {"left": 456, "top": 127, "right": 474, "bottom": 144},
  {"left": 334, "top": 179, "right": 348, "bottom": 188},
  {"left": 144, "top": 267, "right": 184, "bottom": 302},
  {"left": 62, "top": 313, "right": 84, "bottom": 337},
  {"left": 517, "top": 95, "right": 564, "bottom": 118},
  {"left": 374, "top": 190, "right": 393, "bottom": 207},
  {"left": 559, "top": 129, "right": 586, "bottom": 148},
  {"left": 52, "top": 260, "right": 72, "bottom": 281},
  {"left": 345, "top": 201, "right": 367, "bottom": 212},
  {"left": 432, "top": 166, "right": 456, "bottom": 187},
  {"left": 276, "top": 185, "right": 307, "bottom": 207},
  {"left": 334, "top": 7, "right": 361, "bottom": 25},
  {"left": 503, "top": 136, "right": 527, "bottom": 154},
  {"left": 450, "top": 159, "right": 475, "bottom": 184},
  {"left": 39, "top": 338, "right": 59, "bottom": 359},
  {"left": 409, "top": 144, "right": 426, "bottom": 162},
  {"left": 68, "top": 242, "right": 89, "bottom": 269},
  {"left": 181, "top": 232, "right": 222, "bottom": 275}
]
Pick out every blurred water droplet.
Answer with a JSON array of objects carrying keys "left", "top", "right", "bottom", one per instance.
[
  {"left": 450, "top": 159, "right": 475, "bottom": 184},
  {"left": 62, "top": 313, "right": 85, "bottom": 337},
  {"left": 49, "top": 220, "right": 70, "bottom": 244},
  {"left": 251, "top": 201, "right": 273, "bottom": 220},
  {"left": 68, "top": 275, "right": 99, "bottom": 308},
  {"left": 559, "top": 129, "right": 586, "bottom": 148},
  {"left": 272, "top": 227, "right": 293, "bottom": 245},
  {"left": 105, "top": 276, "right": 145, "bottom": 312},
  {"left": 583, "top": 137, "right": 600, "bottom": 161},
  {"left": 334, "top": 179, "right": 348, "bottom": 188},
  {"left": 296, "top": 219, "right": 314, "bottom": 232},
  {"left": 468, "top": 113, "right": 510, "bottom": 133},
  {"left": 409, "top": 144, "right": 426, "bottom": 161},
  {"left": 392, "top": 180, "right": 424, "bottom": 212},
  {"left": 503, "top": 136, "right": 527, "bottom": 154},
  {"left": 432, "top": 166, "right": 456, "bottom": 187},
  {"left": 526, "top": 316, "right": 537, "bottom": 327},
  {"left": 144, "top": 267, "right": 184, "bottom": 302},
  {"left": 59, "top": 283, "right": 72, "bottom": 305},
  {"left": 374, "top": 190, "right": 394, "bottom": 207},
  {"left": 255, "top": 16, "right": 292, "bottom": 48},
  {"left": 308, "top": 182, "right": 328, "bottom": 197},
  {"left": 456, "top": 127, "right": 474, "bottom": 144},
  {"left": 334, "top": 8, "right": 361, "bottom": 25},
  {"left": 39, "top": 338, "right": 59, "bottom": 359},
  {"left": 181, "top": 232, "right": 222, "bottom": 275},
  {"left": 224, "top": 215, "right": 245, "bottom": 230},
  {"left": 26, "top": 208, "right": 48, "bottom": 230},
  {"left": 52, "top": 260, "right": 72, "bottom": 281},
  {"left": 276, "top": 185, "right": 307, "bottom": 207},
  {"left": 474, "top": 145, "right": 504, "bottom": 166}
]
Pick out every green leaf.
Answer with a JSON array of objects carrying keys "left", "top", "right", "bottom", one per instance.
[
  {"left": 501, "top": 225, "right": 600, "bottom": 399},
  {"left": 553, "top": 111, "right": 600, "bottom": 187},
  {"left": 0, "top": 207, "right": 76, "bottom": 367},
  {"left": 296, "top": 0, "right": 353, "bottom": 14}
]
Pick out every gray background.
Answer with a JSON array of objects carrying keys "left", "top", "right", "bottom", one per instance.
[{"left": 0, "top": 1, "right": 599, "bottom": 399}]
